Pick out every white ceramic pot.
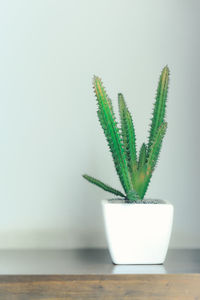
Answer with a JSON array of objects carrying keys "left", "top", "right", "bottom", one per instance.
[{"left": 102, "top": 199, "right": 173, "bottom": 265}]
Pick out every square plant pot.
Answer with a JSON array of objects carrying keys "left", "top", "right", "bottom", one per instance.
[{"left": 102, "top": 199, "right": 174, "bottom": 264}]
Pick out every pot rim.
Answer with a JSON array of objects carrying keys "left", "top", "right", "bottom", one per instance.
[{"left": 102, "top": 198, "right": 173, "bottom": 206}]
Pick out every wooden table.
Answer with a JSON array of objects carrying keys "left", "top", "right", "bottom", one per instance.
[{"left": 0, "top": 249, "right": 199, "bottom": 299}]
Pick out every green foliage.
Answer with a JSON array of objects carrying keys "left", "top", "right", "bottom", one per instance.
[
  {"left": 118, "top": 93, "right": 137, "bottom": 180},
  {"left": 83, "top": 66, "right": 169, "bottom": 203},
  {"left": 83, "top": 175, "right": 125, "bottom": 198},
  {"left": 93, "top": 76, "right": 138, "bottom": 202},
  {"left": 137, "top": 143, "right": 147, "bottom": 171},
  {"left": 147, "top": 66, "right": 169, "bottom": 154},
  {"left": 138, "top": 122, "right": 167, "bottom": 199}
]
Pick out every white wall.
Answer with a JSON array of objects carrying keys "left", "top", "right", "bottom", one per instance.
[{"left": 0, "top": 0, "right": 199, "bottom": 249}]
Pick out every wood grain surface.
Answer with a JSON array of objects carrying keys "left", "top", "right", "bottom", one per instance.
[{"left": 0, "top": 274, "right": 199, "bottom": 300}]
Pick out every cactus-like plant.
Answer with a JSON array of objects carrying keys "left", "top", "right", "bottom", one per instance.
[{"left": 83, "top": 66, "right": 169, "bottom": 203}]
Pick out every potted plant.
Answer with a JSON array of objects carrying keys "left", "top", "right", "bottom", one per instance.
[{"left": 83, "top": 66, "right": 173, "bottom": 264}]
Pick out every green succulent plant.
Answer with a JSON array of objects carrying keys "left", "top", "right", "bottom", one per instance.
[{"left": 83, "top": 66, "right": 169, "bottom": 203}]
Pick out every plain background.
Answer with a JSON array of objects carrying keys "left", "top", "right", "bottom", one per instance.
[{"left": 0, "top": 0, "right": 199, "bottom": 249}]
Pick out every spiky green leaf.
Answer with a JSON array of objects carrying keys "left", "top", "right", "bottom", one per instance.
[
  {"left": 118, "top": 93, "right": 137, "bottom": 180},
  {"left": 93, "top": 76, "right": 134, "bottom": 196},
  {"left": 126, "top": 189, "right": 140, "bottom": 203},
  {"left": 82, "top": 174, "right": 125, "bottom": 198},
  {"left": 147, "top": 66, "right": 169, "bottom": 154},
  {"left": 137, "top": 143, "right": 147, "bottom": 171},
  {"left": 147, "top": 122, "right": 167, "bottom": 173},
  {"left": 139, "top": 122, "right": 167, "bottom": 199}
]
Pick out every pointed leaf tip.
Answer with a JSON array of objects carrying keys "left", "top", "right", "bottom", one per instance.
[{"left": 163, "top": 65, "right": 170, "bottom": 75}]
